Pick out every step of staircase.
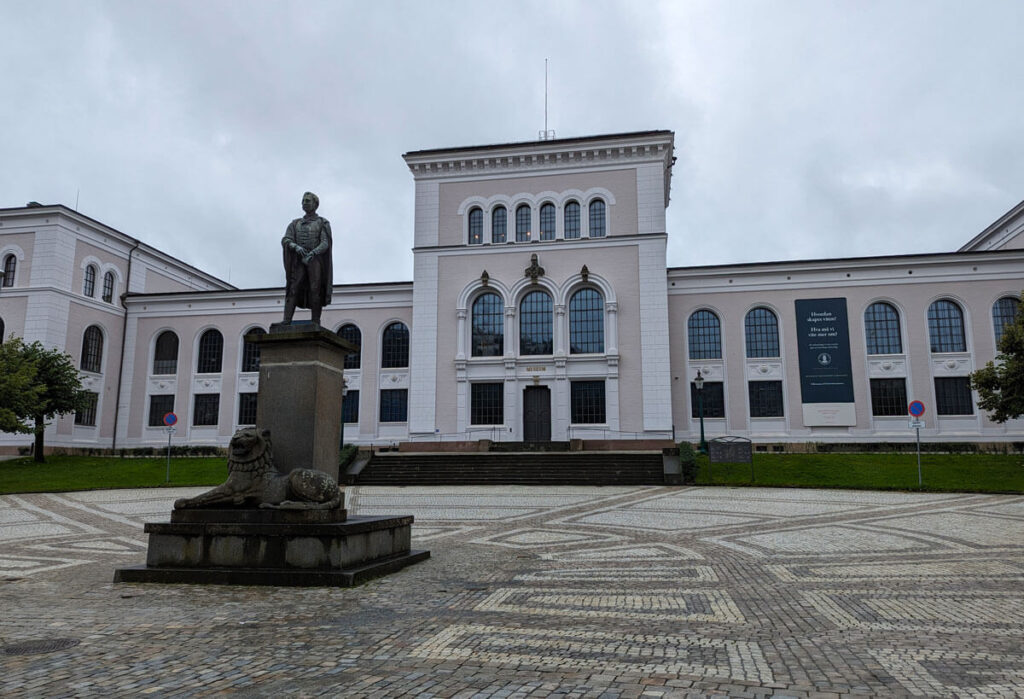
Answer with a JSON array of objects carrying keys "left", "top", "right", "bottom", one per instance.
[{"left": 350, "top": 451, "right": 665, "bottom": 486}]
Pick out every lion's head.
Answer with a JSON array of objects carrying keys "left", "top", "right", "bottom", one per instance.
[{"left": 228, "top": 427, "right": 272, "bottom": 464}]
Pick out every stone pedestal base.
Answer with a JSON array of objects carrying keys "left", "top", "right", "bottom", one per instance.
[{"left": 114, "top": 514, "right": 429, "bottom": 587}]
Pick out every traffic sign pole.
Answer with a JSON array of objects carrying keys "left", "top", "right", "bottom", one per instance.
[{"left": 162, "top": 413, "right": 178, "bottom": 484}]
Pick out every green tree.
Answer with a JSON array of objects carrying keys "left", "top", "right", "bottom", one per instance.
[
  {"left": 971, "top": 293, "right": 1024, "bottom": 423},
  {"left": 0, "top": 338, "right": 87, "bottom": 463}
]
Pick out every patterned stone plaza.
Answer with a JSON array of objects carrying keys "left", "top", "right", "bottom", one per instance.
[{"left": 1, "top": 485, "right": 1023, "bottom": 697}]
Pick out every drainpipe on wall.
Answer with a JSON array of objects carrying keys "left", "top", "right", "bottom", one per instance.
[{"left": 110, "top": 241, "right": 140, "bottom": 452}]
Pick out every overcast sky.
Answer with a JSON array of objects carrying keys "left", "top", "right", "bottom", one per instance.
[{"left": 3, "top": 1, "right": 1022, "bottom": 290}]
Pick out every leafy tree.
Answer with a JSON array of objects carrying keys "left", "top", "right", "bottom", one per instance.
[
  {"left": 971, "top": 293, "right": 1024, "bottom": 423},
  {"left": 0, "top": 338, "right": 87, "bottom": 463}
]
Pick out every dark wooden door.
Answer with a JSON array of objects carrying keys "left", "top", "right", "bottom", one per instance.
[{"left": 523, "top": 386, "right": 551, "bottom": 442}]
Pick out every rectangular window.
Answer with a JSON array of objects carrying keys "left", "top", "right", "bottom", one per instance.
[
  {"left": 148, "top": 394, "right": 175, "bottom": 427},
  {"left": 870, "top": 378, "right": 907, "bottom": 417},
  {"left": 342, "top": 389, "right": 360, "bottom": 423},
  {"left": 75, "top": 392, "right": 99, "bottom": 426},
  {"left": 379, "top": 389, "right": 408, "bottom": 423},
  {"left": 471, "top": 383, "right": 504, "bottom": 425},
  {"left": 690, "top": 382, "right": 725, "bottom": 419},
  {"left": 935, "top": 377, "right": 974, "bottom": 415},
  {"left": 238, "top": 392, "right": 258, "bottom": 425},
  {"left": 748, "top": 381, "right": 784, "bottom": 418},
  {"left": 193, "top": 393, "right": 220, "bottom": 426},
  {"left": 570, "top": 380, "right": 606, "bottom": 424}
]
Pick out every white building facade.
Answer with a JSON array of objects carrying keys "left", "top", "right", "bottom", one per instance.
[{"left": 1, "top": 131, "right": 1022, "bottom": 453}]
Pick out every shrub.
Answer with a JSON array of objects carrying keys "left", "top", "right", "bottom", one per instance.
[
  {"left": 339, "top": 444, "right": 359, "bottom": 470},
  {"left": 678, "top": 442, "right": 698, "bottom": 484}
]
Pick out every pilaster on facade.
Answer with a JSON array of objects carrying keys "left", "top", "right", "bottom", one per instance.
[
  {"left": 407, "top": 252, "right": 438, "bottom": 438},
  {"left": 637, "top": 238, "right": 673, "bottom": 433}
]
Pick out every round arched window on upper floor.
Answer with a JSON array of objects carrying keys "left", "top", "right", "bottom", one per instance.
[
  {"left": 491, "top": 206, "right": 507, "bottom": 244},
  {"left": 471, "top": 292, "right": 504, "bottom": 357},
  {"left": 993, "top": 296, "right": 1020, "bottom": 345},
  {"left": 927, "top": 299, "right": 966, "bottom": 353},
  {"left": 242, "top": 327, "right": 266, "bottom": 372},
  {"left": 2, "top": 254, "right": 15, "bottom": 287},
  {"left": 864, "top": 302, "right": 902, "bottom": 355},
  {"left": 588, "top": 199, "right": 606, "bottom": 237},
  {"left": 564, "top": 201, "right": 581, "bottom": 239},
  {"left": 83, "top": 264, "right": 97, "bottom": 297},
  {"left": 153, "top": 331, "right": 179, "bottom": 374},
  {"left": 468, "top": 207, "right": 483, "bottom": 245},
  {"left": 381, "top": 322, "right": 409, "bottom": 368},
  {"left": 745, "top": 307, "right": 779, "bottom": 358},
  {"left": 197, "top": 329, "right": 224, "bottom": 373},
  {"left": 688, "top": 310, "right": 722, "bottom": 360},
  {"left": 539, "top": 203, "right": 556, "bottom": 241},
  {"left": 515, "top": 204, "right": 531, "bottom": 242},
  {"left": 81, "top": 325, "right": 104, "bottom": 373},
  {"left": 569, "top": 288, "right": 604, "bottom": 354},
  {"left": 102, "top": 271, "right": 115, "bottom": 303},
  {"left": 337, "top": 323, "right": 361, "bottom": 369}
]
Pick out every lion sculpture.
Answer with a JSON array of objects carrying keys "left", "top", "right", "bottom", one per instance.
[{"left": 174, "top": 427, "right": 342, "bottom": 510}]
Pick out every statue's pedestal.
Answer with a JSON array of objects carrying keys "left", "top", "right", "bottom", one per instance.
[{"left": 253, "top": 324, "right": 356, "bottom": 480}]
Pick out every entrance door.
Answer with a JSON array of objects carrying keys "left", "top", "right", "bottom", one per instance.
[{"left": 523, "top": 386, "right": 551, "bottom": 442}]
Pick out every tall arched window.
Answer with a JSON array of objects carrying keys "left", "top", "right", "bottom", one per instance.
[
  {"left": 539, "top": 203, "right": 556, "bottom": 241},
  {"left": 381, "top": 322, "right": 409, "bottom": 368},
  {"left": 241, "top": 327, "right": 266, "bottom": 372},
  {"left": 153, "top": 331, "right": 179, "bottom": 374},
  {"left": 197, "top": 329, "right": 224, "bottom": 373},
  {"left": 102, "top": 271, "right": 115, "bottom": 303},
  {"left": 569, "top": 288, "right": 604, "bottom": 354},
  {"left": 688, "top": 310, "right": 722, "bottom": 359},
  {"left": 491, "top": 206, "right": 507, "bottom": 243},
  {"left": 927, "top": 300, "right": 966, "bottom": 353},
  {"left": 0, "top": 317, "right": 5, "bottom": 343},
  {"left": 864, "top": 302, "right": 902, "bottom": 355},
  {"left": 588, "top": 199, "right": 606, "bottom": 237},
  {"left": 83, "top": 264, "right": 97, "bottom": 297},
  {"left": 993, "top": 296, "right": 1020, "bottom": 345},
  {"left": 81, "top": 325, "right": 103, "bottom": 373},
  {"left": 745, "top": 307, "right": 780, "bottom": 358},
  {"left": 472, "top": 293, "right": 504, "bottom": 356},
  {"left": 516, "top": 204, "right": 531, "bottom": 242},
  {"left": 564, "top": 201, "right": 581, "bottom": 239},
  {"left": 468, "top": 207, "right": 483, "bottom": 245},
  {"left": 2, "top": 254, "right": 15, "bottom": 287},
  {"left": 519, "top": 290, "right": 553, "bottom": 355},
  {"left": 337, "top": 324, "right": 361, "bottom": 369}
]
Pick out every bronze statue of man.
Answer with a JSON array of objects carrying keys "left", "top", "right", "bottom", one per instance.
[{"left": 282, "top": 192, "right": 333, "bottom": 325}]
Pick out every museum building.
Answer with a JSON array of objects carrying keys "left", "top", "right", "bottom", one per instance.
[{"left": 1, "top": 130, "right": 1023, "bottom": 454}]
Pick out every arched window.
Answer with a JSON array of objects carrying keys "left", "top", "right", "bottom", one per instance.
[
  {"left": 864, "top": 302, "right": 902, "bottom": 355},
  {"left": 491, "top": 206, "right": 507, "bottom": 244},
  {"left": 515, "top": 204, "right": 531, "bottom": 242},
  {"left": 688, "top": 310, "right": 722, "bottom": 360},
  {"left": 2, "top": 254, "right": 15, "bottom": 287},
  {"left": 381, "top": 322, "right": 409, "bottom": 368},
  {"left": 0, "top": 316, "right": 4, "bottom": 343},
  {"left": 153, "top": 331, "right": 179, "bottom": 374},
  {"left": 337, "top": 323, "right": 361, "bottom": 369},
  {"left": 102, "top": 271, "right": 115, "bottom": 303},
  {"left": 83, "top": 264, "right": 97, "bottom": 297},
  {"left": 569, "top": 288, "right": 604, "bottom": 354},
  {"left": 197, "top": 329, "right": 224, "bottom": 373},
  {"left": 468, "top": 207, "right": 483, "bottom": 245},
  {"left": 81, "top": 325, "right": 103, "bottom": 373},
  {"left": 927, "top": 300, "right": 966, "bottom": 353},
  {"left": 564, "top": 201, "right": 581, "bottom": 239},
  {"left": 588, "top": 199, "right": 606, "bottom": 237},
  {"left": 241, "top": 327, "right": 266, "bottom": 372},
  {"left": 472, "top": 292, "right": 504, "bottom": 357},
  {"left": 539, "top": 203, "right": 556, "bottom": 241},
  {"left": 519, "top": 290, "right": 553, "bottom": 355},
  {"left": 993, "top": 296, "right": 1020, "bottom": 345},
  {"left": 745, "top": 307, "right": 780, "bottom": 358}
]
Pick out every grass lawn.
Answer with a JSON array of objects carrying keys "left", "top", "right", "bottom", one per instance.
[
  {"left": 696, "top": 452, "right": 1024, "bottom": 493},
  {"left": 0, "top": 455, "right": 227, "bottom": 495}
]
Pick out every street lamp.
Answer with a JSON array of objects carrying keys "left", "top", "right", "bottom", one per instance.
[
  {"left": 339, "top": 377, "right": 349, "bottom": 450},
  {"left": 694, "top": 369, "right": 707, "bottom": 454}
]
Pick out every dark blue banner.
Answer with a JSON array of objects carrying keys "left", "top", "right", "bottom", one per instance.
[{"left": 795, "top": 298, "right": 854, "bottom": 404}]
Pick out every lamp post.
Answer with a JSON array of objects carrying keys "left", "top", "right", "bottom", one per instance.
[
  {"left": 339, "top": 378, "right": 349, "bottom": 450},
  {"left": 694, "top": 369, "right": 707, "bottom": 454}
]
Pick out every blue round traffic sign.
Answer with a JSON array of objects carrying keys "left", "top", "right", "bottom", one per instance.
[
  {"left": 163, "top": 412, "right": 178, "bottom": 426},
  {"left": 908, "top": 401, "right": 925, "bottom": 417}
]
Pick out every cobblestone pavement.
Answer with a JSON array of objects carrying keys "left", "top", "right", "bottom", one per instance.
[{"left": 2, "top": 485, "right": 1023, "bottom": 697}]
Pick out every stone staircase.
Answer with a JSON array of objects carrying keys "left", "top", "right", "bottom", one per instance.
[{"left": 349, "top": 450, "right": 665, "bottom": 486}]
